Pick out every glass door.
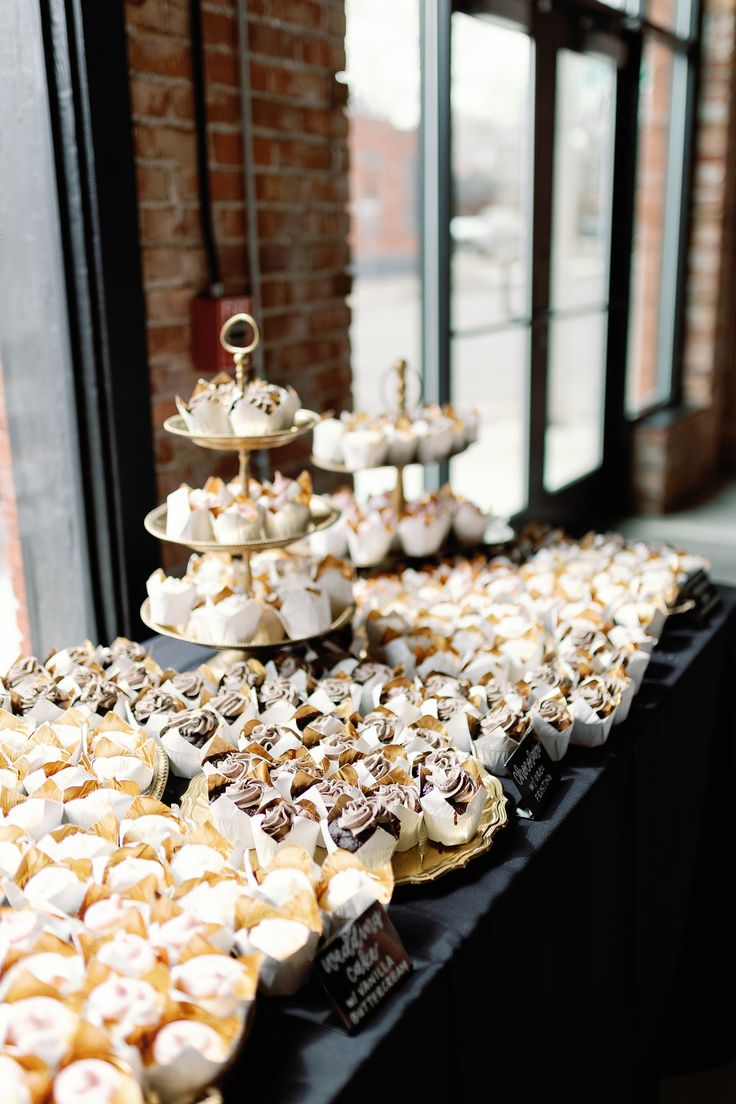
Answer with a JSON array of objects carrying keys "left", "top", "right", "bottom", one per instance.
[{"left": 447, "top": 1, "right": 639, "bottom": 526}]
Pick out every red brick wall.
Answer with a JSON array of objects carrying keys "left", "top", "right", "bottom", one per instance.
[
  {"left": 125, "top": 0, "right": 352, "bottom": 567},
  {"left": 633, "top": 0, "right": 736, "bottom": 512},
  {"left": 0, "top": 357, "right": 31, "bottom": 656}
]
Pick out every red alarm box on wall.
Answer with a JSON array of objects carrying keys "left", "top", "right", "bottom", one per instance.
[{"left": 191, "top": 293, "right": 252, "bottom": 374}]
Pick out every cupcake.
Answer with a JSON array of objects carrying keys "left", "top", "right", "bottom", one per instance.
[
  {"left": 312, "top": 415, "right": 346, "bottom": 463},
  {"left": 212, "top": 498, "right": 264, "bottom": 544},
  {"left": 230, "top": 379, "right": 290, "bottom": 435},
  {"left": 326, "top": 796, "right": 399, "bottom": 868}
]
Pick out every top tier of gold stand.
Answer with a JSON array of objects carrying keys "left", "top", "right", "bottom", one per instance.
[{"left": 157, "top": 313, "right": 331, "bottom": 600}]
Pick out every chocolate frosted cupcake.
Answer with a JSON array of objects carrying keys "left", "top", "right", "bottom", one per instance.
[
  {"left": 5, "top": 656, "right": 45, "bottom": 688},
  {"left": 328, "top": 796, "right": 399, "bottom": 853},
  {"left": 423, "top": 764, "right": 479, "bottom": 814},
  {"left": 216, "top": 775, "right": 270, "bottom": 814},
  {"left": 483, "top": 676, "right": 528, "bottom": 709},
  {"left": 357, "top": 710, "right": 402, "bottom": 745},
  {"left": 209, "top": 690, "right": 250, "bottom": 727},
  {"left": 259, "top": 800, "right": 311, "bottom": 843},
  {"left": 134, "top": 688, "right": 181, "bottom": 725},
  {"left": 315, "top": 676, "right": 356, "bottom": 706},
  {"left": 361, "top": 750, "right": 395, "bottom": 783},
  {"left": 116, "top": 663, "right": 155, "bottom": 695},
  {"left": 479, "top": 703, "right": 529, "bottom": 742},
  {"left": 560, "top": 625, "right": 607, "bottom": 654},
  {"left": 219, "top": 660, "right": 264, "bottom": 692},
  {"left": 570, "top": 677, "right": 615, "bottom": 718},
  {"left": 375, "top": 783, "right": 421, "bottom": 813},
  {"left": 436, "top": 696, "right": 475, "bottom": 725},
  {"left": 379, "top": 681, "right": 423, "bottom": 709},
  {"left": 104, "top": 639, "right": 148, "bottom": 665},
  {"left": 259, "top": 676, "right": 301, "bottom": 709},
  {"left": 351, "top": 660, "right": 393, "bottom": 687},
  {"left": 423, "top": 673, "right": 471, "bottom": 700},
  {"left": 211, "top": 749, "right": 270, "bottom": 782},
  {"left": 248, "top": 722, "right": 295, "bottom": 752},
  {"left": 413, "top": 746, "right": 463, "bottom": 787},
  {"left": 162, "top": 707, "right": 220, "bottom": 748},
  {"left": 311, "top": 777, "right": 356, "bottom": 812},
  {"left": 525, "top": 663, "right": 573, "bottom": 700},
  {"left": 12, "top": 675, "right": 68, "bottom": 716},
  {"left": 169, "top": 671, "right": 205, "bottom": 705},
  {"left": 78, "top": 677, "right": 119, "bottom": 714},
  {"left": 532, "top": 695, "right": 572, "bottom": 732},
  {"left": 272, "top": 653, "right": 313, "bottom": 680}
]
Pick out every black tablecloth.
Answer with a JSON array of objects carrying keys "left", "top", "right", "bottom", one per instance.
[{"left": 149, "top": 588, "right": 736, "bottom": 1104}]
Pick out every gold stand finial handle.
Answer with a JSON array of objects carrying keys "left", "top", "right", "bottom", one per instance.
[
  {"left": 396, "top": 358, "right": 408, "bottom": 419},
  {"left": 220, "top": 312, "right": 261, "bottom": 391}
]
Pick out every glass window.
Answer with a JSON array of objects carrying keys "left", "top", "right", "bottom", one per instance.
[
  {"left": 450, "top": 13, "right": 533, "bottom": 332},
  {"left": 449, "top": 12, "right": 532, "bottom": 518},
  {"left": 545, "top": 49, "right": 616, "bottom": 491},
  {"left": 545, "top": 311, "right": 609, "bottom": 490},
  {"left": 626, "top": 40, "right": 682, "bottom": 415},
  {"left": 344, "top": 0, "right": 421, "bottom": 499},
  {"left": 345, "top": 0, "right": 421, "bottom": 415},
  {"left": 451, "top": 328, "right": 529, "bottom": 516},
  {"left": 549, "top": 50, "right": 616, "bottom": 313}
]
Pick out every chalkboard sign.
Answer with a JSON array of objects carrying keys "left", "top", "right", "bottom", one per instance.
[
  {"left": 506, "top": 734, "right": 559, "bottom": 819},
  {"left": 315, "top": 901, "right": 412, "bottom": 1032},
  {"left": 675, "top": 569, "right": 720, "bottom": 626}
]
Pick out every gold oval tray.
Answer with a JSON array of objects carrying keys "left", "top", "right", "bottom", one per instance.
[
  {"left": 144, "top": 502, "right": 340, "bottom": 555},
  {"left": 147, "top": 743, "right": 170, "bottom": 801},
  {"left": 310, "top": 439, "right": 471, "bottom": 474},
  {"left": 164, "top": 408, "right": 319, "bottom": 452},
  {"left": 140, "top": 600, "right": 354, "bottom": 654},
  {"left": 392, "top": 771, "right": 507, "bottom": 885},
  {"left": 180, "top": 767, "right": 507, "bottom": 885}
]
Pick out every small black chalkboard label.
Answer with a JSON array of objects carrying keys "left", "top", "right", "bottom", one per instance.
[
  {"left": 315, "top": 901, "right": 412, "bottom": 1032},
  {"left": 506, "top": 734, "right": 559, "bottom": 819},
  {"left": 676, "top": 569, "right": 720, "bottom": 625}
]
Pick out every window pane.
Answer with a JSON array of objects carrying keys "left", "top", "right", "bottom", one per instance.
[
  {"left": 450, "top": 328, "right": 528, "bottom": 516},
  {"left": 626, "top": 41, "right": 681, "bottom": 414},
  {"left": 345, "top": 0, "right": 421, "bottom": 420},
  {"left": 648, "top": 0, "right": 692, "bottom": 36},
  {"left": 550, "top": 50, "right": 617, "bottom": 312},
  {"left": 450, "top": 13, "right": 533, "bottom": 332},
  {"left": 544, "top": 312, "right": 608, "bottom": 490}
]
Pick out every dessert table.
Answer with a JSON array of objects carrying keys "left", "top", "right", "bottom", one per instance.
[{"left": 148, "top": 585, "right": 736, "bottom": 1104}]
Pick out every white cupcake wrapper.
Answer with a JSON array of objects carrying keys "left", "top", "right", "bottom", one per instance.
[{"left": 420, "top": 784, "right": 486, "bottom": 846}]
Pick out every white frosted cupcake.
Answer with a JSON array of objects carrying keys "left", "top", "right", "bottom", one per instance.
[
  {"left": 416, "top": 413, "right": 455, "bottom": 463},
  {"left": 313, "top": 415, "right": 346, "bottom": 463},
  {"left": 453, "top": 499, "right": 489, "bottom": 546},
  {"left": 346, "top": 509, "right": 394, "bottom": 567},
  {"left": 212, "top": 498, "right": 264, "bottom": 544},
  {"left": 146, "top": 570, "right": 197, "bottom": 627},
  {"left": 230, "top": 380, "right": 289, "bottom": 435},
  {"left": 341, "top": 426, "right": 387, "bottom": 471},
  {"left": 166, "top": 485, "right": 214, "bottom": 542}
]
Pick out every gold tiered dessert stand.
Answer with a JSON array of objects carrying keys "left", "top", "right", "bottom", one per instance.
[
  {"left": 141, "top": 313, "right": 352, "bottom": 652},
  {"left": 311, "top": 357, "right": 473, "bottom": 515}
]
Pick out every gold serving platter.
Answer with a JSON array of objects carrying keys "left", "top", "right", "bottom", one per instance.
[
  {"left": 140, "top": 600, "right": 355, "bottom": 654},
  {"left": 310, "top": 439, "right": 471, "bottom": 475},
  {"left": 392, "top": 770, "right": 507, "bottom": 885},
  {"left": 163, "top": 408, "right": 319, "bottom": 452},
  {"left": 180, "top": 766, "right": 508, "bottom": 885},
  {"left": 144, "top": 501, "right": 341, "bottom": 555}
]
